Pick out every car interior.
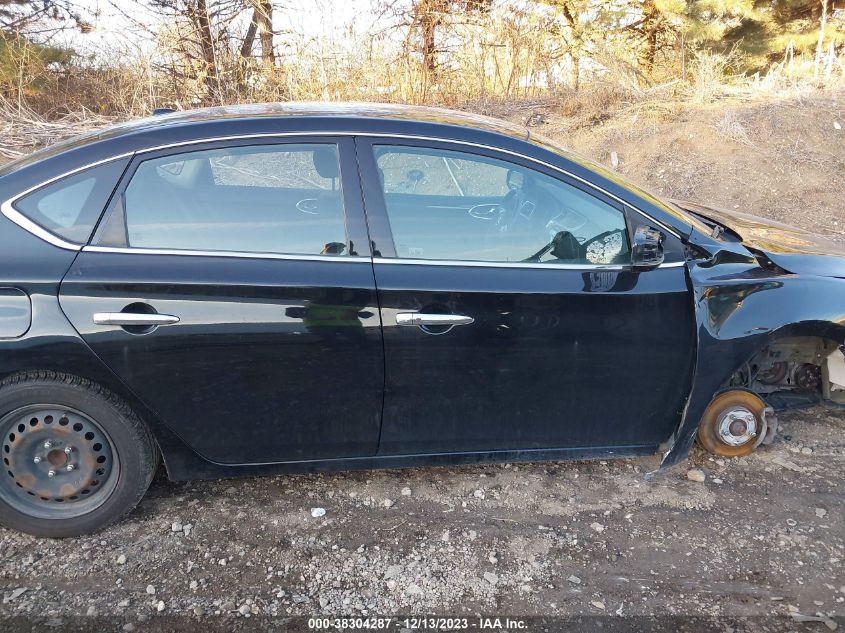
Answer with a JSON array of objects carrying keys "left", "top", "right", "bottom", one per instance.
[
  {"left": 375, "top": 148, "right": 631, "bottom": 265},
  {"left": 120, "top": 145, "right": 348, "bottom": 255},
  {"left": 95, "top": 142, "right": 631, "bottom": 265}
]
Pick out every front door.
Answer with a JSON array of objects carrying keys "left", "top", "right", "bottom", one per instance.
[
  {"left": 358, "top": 139, "right": 695, "bottom": 455},
  {"left": 59, "top": 138, "right": 384, "bottom": 465}
]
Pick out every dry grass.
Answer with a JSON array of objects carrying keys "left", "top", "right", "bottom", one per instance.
[
  {"left": 0, "top": 95, "right": 113, "bottom": 159},
  {"left": 714, "top": 110, "right": 755, "bottom": 147}
]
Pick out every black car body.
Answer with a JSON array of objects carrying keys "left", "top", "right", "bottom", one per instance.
[{"left": 1, "top": 103, "right": 843, "bottom": 536}]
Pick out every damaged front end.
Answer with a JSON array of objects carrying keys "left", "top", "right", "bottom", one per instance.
[
  {"left": 730, "top": 336, "right": 845, "bottom": 403},
  {"left": 658, "top": 213, "right": 845, "bottom": 468}
]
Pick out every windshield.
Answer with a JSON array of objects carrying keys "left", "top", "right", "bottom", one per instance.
[{"left": 528, "top": 131, "right": 712, "bottom": 237}]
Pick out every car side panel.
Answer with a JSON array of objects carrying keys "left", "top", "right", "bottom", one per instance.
[{"left": 59, "top": 252, "right": 384, "bottom": 464}]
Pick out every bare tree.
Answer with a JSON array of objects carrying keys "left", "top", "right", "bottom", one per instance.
[
  {"left": 0, "top": 0, "right": 92, "bottom": 36},
  {"left": 147, "top": 0, "right": 253, "bottom": 104},
  {"left": 533, "top": 0, "right": 602, "bottom": 91},
  {"left": 240, "top": 0, "right": 274, "bottom": 63},
  {"left": 380, "top": 0, "right": 491, "bottom": 78}
]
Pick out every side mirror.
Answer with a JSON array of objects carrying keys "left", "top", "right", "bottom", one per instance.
[{"left": 632, "top": 225, "right": 664, "bottom": 269}]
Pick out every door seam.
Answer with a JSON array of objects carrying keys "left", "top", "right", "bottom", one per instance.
[{"left": 353, "top": 136, "right": 388, "bottom": 455}]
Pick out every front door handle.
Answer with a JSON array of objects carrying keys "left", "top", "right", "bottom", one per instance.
[
  {"left": 396, "top": 313, "right": 474, "bottom": 327},
  {"left": 93, "top": 313, "right": 180, "bottom": 326}
]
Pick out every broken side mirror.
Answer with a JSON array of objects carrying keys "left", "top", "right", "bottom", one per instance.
[{"left": 632, "top": 225, "right": 664, "bottom": 269}]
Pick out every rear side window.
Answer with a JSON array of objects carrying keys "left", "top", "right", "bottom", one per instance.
[
  {"left": 12, "top": 160, "right": 127, "bottom": 244},
  {"left": 101, "top": 144, "right": 349, "bottom": 256}
]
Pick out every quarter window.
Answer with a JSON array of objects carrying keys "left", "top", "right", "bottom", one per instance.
[
  {"left": 374, "top": 146, "right": 630, "bottom": 265},
  {"left": 12, "top": 159, "right": 128, "bottom": 244},
  {"left": 113, "top": 144, "right": 348, "bottom": 256}
]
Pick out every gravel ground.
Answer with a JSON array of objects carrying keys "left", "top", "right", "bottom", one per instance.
[{"left": 1, "top": 407, "right": 843, "bottom": 630}]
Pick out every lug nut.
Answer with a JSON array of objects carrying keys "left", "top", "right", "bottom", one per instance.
[
  {"left": 43, "top": 441, "right": 52, "bottom": 449},
  {"left": 64, "top": 446, "right": 73, "bottom": 454},
  {"left": 33, "top": 456, "right": 42, "bottom": 464},
  {"left": 65, "top": 464, "right": 75, "bottom": 472},
  {"left": 47, "top": 470, "right": 56, "bottom": 478}
]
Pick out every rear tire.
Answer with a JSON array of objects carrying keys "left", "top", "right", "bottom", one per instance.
[{"left": 0, "top": 371, "right": 157, "bottom": 537}]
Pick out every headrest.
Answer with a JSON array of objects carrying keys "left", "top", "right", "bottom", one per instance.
[
  {"left": 313, "top": 148, "right": 339, "bottom": 179},
  {"left": 550, "top": 230, "right": 580, "bottom": 260}
]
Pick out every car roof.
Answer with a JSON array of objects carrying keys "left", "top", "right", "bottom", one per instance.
[
  {"left": 0, "top": 102, "right": 533, "bottom": 178},
  {"left": 101, "top": 102, "right": 533, "bottom": 141}
]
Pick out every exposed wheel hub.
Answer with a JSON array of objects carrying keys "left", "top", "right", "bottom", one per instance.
[
  {"left": 716, "top": 406, "right": 758, "bottom": 447},
  {"left": 698, "top": 390, "right": 771, "bottom": 457},
  {"left": 1, "top": 407, "right": 116, "bottom": 514}
]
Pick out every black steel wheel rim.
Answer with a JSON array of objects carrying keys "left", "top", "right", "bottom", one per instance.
[{"left": 0, "top": 405, "right": 120, "bottom": 519}]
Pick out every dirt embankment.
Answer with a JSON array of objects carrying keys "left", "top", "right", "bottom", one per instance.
[{"left": 512, "top": 91, "right": 845, "bottom": 244}]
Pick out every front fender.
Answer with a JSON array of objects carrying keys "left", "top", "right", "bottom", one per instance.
[{"left": 660, "top": 261, "right": 845, "bottom": 467}]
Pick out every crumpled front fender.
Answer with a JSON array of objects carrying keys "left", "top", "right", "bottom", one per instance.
[{"left": 660, "top": 260, "right": 845, "bottom": 468}]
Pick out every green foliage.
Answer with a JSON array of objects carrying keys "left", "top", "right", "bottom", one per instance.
[
  {"left": 641, "top": 0, "right": 845, "bottom": 74},
  {"left": 0, "top": 33, "right": 74, "bottom": 98}
]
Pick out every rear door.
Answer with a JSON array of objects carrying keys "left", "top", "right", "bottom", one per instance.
[
  {"left": 59, "top": 138, "right": 384, "bottom": 465},
  {"left": 358, "top": 138, "right": 696, "bottom": 456}
]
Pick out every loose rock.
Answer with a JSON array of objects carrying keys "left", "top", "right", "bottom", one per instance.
[{"left": 687, "top": 468, "right": 706, "bottom": 482}]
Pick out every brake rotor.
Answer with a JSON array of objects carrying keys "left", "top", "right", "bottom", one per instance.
[
  {"left": 757, "top": 361, "right": 788, "bottom": 385},
  {"left": 1, "top": 406, "right": 118, "bottom": 519},
  {"left": 697, "top": 390, "right": 768, "bottom": 457}
]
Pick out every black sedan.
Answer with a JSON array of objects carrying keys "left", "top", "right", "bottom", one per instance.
[{"left": 1, "top": 103, "right": 843, "bottom": 537}]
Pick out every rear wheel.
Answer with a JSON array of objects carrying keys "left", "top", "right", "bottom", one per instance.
[
  {"left": 0, "top": 371, "right": 157, "bottom": 537},
  {"left": 697, "top": 390, "right": 768, "bottom": 457}
]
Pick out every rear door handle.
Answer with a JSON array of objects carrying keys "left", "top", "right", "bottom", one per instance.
[
  {"left": 93, "top": 313, "right": 180, "bottom": 326},
  {"left": 395, "top": 313, "right": 474, "bottom": 327}
]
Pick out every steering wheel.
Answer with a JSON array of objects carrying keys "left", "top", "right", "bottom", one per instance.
[
  {"left": 296, "top": 198, "right": 320, "bottom": 215},
  {"left": 496, "top": 186, "right": 537, "bottom": 233}
]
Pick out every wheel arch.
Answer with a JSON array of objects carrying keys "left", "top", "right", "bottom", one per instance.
[{"left": 0, "top": 343, "right": 207, "bottom": 482}]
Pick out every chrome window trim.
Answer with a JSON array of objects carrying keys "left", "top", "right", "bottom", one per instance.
[
  {"left": 1, "top": 201, "right": 82, "bottom": 251},
  {"left": 3, "top": 131, "right": 685, "bottom": 252},
  {"left": 374, "top": 257, "right": 685, "bottom": 271},
  {"left": 374, "top": 257, "right": 625, "bottom": 271},
  {"left": 82, "top": 246, "right": 685, "bottom": 270},
  {"left": 131, "top": 132, "right": 683, "bottom": 239},
  {"left": 83, "top": 245, "right": 372, "bottom": 263}
]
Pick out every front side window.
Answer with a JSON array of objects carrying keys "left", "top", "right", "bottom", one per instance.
[
  {"left": 112, "top": 144, "right": 348, "bottom": 256},
  {"left": 374, "top": 146, "right": 630, "bottom": 265},
  {"left": 13, "top": 159, "right": 128, "bottom": 244}
]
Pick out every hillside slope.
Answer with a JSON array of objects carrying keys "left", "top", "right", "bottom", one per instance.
[{"left": 510, "top": 91, "right": 845, "bottom": 244}]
